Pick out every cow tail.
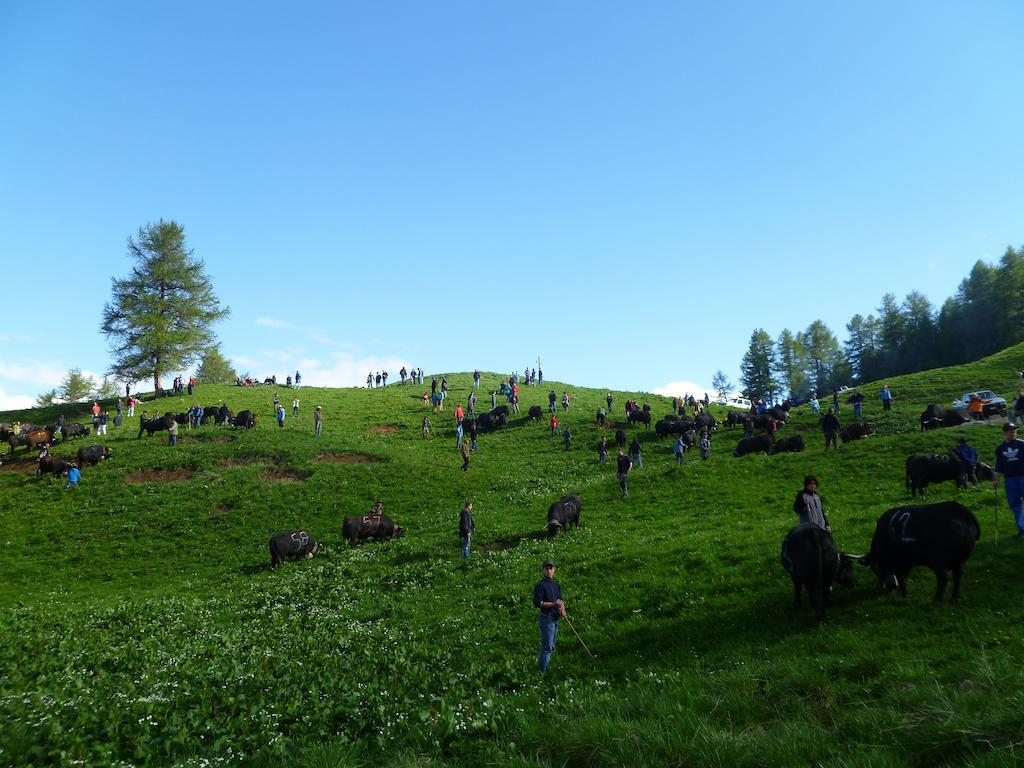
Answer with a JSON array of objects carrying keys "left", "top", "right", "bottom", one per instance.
[{"left": 905, "top": 458, "right": 911, "bottom": 492}]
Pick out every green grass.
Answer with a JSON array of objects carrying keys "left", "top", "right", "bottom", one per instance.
[{"left": 2, "top": 352, "right": 1024, "bottom": 767}]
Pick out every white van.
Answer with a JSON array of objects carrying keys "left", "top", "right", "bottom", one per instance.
[{"left": 717, "top": 396, "right": 752, "bottom": 410}]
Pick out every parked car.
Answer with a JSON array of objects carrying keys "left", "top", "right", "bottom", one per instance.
[
  {"left": 716, "top": 396, "right": 752, "bottom": 410},
  {"left": 952, "top": 390, "right": 1007, "bottom": 418}
]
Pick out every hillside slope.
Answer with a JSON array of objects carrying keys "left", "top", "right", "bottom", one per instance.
[{"left": 2, "top": 347, "right": 1024, "bottom": 767}]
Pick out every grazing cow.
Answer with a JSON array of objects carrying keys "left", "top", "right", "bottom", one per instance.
[
  {"left": 724, "top": 411, "right": 752, "bottom": 429},
  {"left": 766, "top": 407, "right": 790, "bottom": 424},
  {"left": 772, "top": 435, "right": 806, "bottom": 454},
  {"left": 37, "top": 456, "right": 75, "bottom": 476},
  {"left": 269, "top": 530, "right": 320, "bottom": 567},
  {"left": 341, "top": 514, "right": 405, "bottom": 545},
  {"left": 7, "top": 434, "right": 28, "bottom": 455},
  {"left": 627, "top": 409, "right": 651, "bottom": 428},
  {"left": 781, "top": 524, "right": 856, "bottom": 622},
  {"left": 172, "top": 413, "right": 191, "bottom": 427},
  {"left": 528, "top": 405, "right": 543, "bottom": 421},
  {"left": 200, "top": 406, "right": 220, "bottom": 425},
  {"left": 546, "top": 494, "right": 582, "bottom": 538},
  {"left": 655, "top": 418, "right": 696, "bottom": 438},
  {"left": 233, "top": 410, "right": 257, "bottom": 429},
  {"left": 614, "top": 429, "right": 627, "bottom": 449},
  {"left": 495, "top": 413, "right": 508, "bottom": 429},
  {"left": 77, "top": 445, "right": 112, "bottom": 466},
  {"left": 905, "top": 454, "right": 995, "bottom": 497},
  {"left": 217, "top": 404, "right": 231, "bottom": 425},
  {"left": 476, "top": 413, "right": 495, "bottom": 431},
  {"left": 733, "top": 434, "right": 772, "bottom": 457},
  {"left": 25, "top": 429, "right": 54, "bottom": 452},
  {"left": 61, "top": 423, "right": 90, "bottom": 440},
  {"left": 137, "top": 414, "right": 174, "bottom": 438},
  {"left": 695, "top": 412, "right": 716, "bottom": 433},
  {"left": 840, "top": 422, "right": 875, "bottom": 443},
  {"left": 858, "top": 501, "right": 980, "bottom": 602},
  {"left": 490, "top": 405, "right": 510, "bottom": 418}
]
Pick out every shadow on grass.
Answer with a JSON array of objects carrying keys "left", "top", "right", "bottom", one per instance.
[{"left": 238, "top": 562, "right": 272, "bottom": 575}]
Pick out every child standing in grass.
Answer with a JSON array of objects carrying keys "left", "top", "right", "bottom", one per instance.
[
  {"left": 314, "top": 406, "right": 323, "bottom": 437},
  {"left": 292, "top": 398, "right": 299, "bottom": 417},
  {"left": 65, "top": 462, "right": 80, "bottom": 489}
]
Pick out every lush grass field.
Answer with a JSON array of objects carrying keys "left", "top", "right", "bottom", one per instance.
[{"left": 2, "top": 349, "right": 1024, "bottom": 767}]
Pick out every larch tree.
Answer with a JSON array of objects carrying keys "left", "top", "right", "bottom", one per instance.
[
  {"left": 101, "top": 220, "right": 230, "bottom": 393},
  {"left": 195, "top": 346, "right": 238, "bottom": 384}
]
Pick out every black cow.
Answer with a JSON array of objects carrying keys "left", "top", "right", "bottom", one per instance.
[
  {"left": 614, "top": 429, "right": 627, "bottom": 449},
  {"left": 724, "top": 411, "right": 752, "bottom": 429},
  {"left": 199, "top": 406, "right": 220, "bottom": 425},
  {"left": 476, "top": 413, "right": 494, "bottom": 431},
  {"left": 172, "top": 413, "right": 191, "bottom": 426},
  {"left": 7, "top": 434, "right": 28, "bottom": 455},
  {"left": 695, "top": 412, "right": 716, "bottom": 433},
  {"left": 546, "top": 494, "right": 582, "bottom": 538},
  {"left": 840, "top": 422, "right": 874, "bottom": 443},
  {"left": 781, "top": 524, "right": 856, "bottom": 622},
  {"left": 77, "top": 445, "right": 112, "bottom": 466},
  {"left": 733, "top": 434, "right": 772, "bottom": 457},
  {"left": 858, "top": 501, "right": 980, "bottom": 602},
  {"left": 490, "top": 405, "right": 510, "bottom": 418},
  {"left": 766, "top": 407, "right": 789, "bottom": 424},
  {"left": 61, "top": 423, "right": 90, "bottom": 440},
  {"left": 905, "top": 454, "right": 995, "bottom": 497},
  {"left": 920, "top": 405, "right": 968, "bottom": 431},
  {"left": 37, "top": 456, "right": 75, "bottom": 476},
  {"left": 655, "top": 418, "right": 696, "bottom": 438},
  {"left": 218, "top": 404, "right": 231, "bottom": 425},
  {"left": 233, "top": 410, "right": 257, "bottom": 429},
  {"left": 342, "top": 515, "right": 405, "bottom": 545},
  {"left": 772, "top": 435, "right": 806, "bottom": 454},
  {"left": 269, "top": 530, "right": 320, "bottom": 567},
  {"left": 528, "top": 405, "right": 543, "bottom": 421},
  {"left": 627, "top": 409, "right": 651, "bottom": 428},
  {"left": 138, "top": 414, "right": 174, "bottom": 438}
]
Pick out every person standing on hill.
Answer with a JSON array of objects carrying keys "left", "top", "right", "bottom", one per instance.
[
  {"left": 1013, "top": 390, "right": 1024, "bottom": 423},
  {"left": 821, "top": 409, "right": 841, "bottom": 451},
  {"left": 533, "top": 559, "right": 566, "bottom": 673},
  {"left": 314, "top": 406, "right": 323, "bottom": 437},
  {"left": 674, "top": 434, "right": 686, "bottom": 465},
  {"left": 598, "top": 435, "right": 608, "bottom": 464},
  {"left": 793, "top": 475, "right": 829, "bottom": 531},
  {"left": 550, "top": 413, "right": 558, "bottom": 436},
  {"left": 292, "top": 398, "right": 299, "bottom": 417},
  {"left": 563, "top": 426, "right": 572, "bottom": 451},
  {"left": 561, "top": 392, "right": 570, "bottom": 412},
  {"left": 276, "top": 404, "right": 286, "bottom": 428},
  {"left": 809, "top": 396, "right": 819, "bottom": 414},
  {"left": 491, "top": 390, "right": 498, "bottom": 410},
  {"left": 295, "top": 370, "right": 301, "bottom": 388},
  {"left": 461, "top": 438, "right": 471, "bottom": 471},
  {"left": 421, "top": 416, "right": 431, "bottom": 438},
  {"left": 952, "top": 436, "right": 980, "bottom": 488},
  {"left": 616, "top": 448, "right": 633, "bottom": 498},
  {"left": 993, "top": 423, "right": 1024, "bottom": 538},
  {"left": 65, "top": 462, "right": 81, "bottom": 490},
  {"left": 549, "top": 390, "right": 557, "bottom": 413},
  {"left": 606, "top": 393, "right": 613, "bottom": 412},
  {"left": 880, "top": 385, "right": 893, "bottom": 411},
  {"left": 455, "top": 403, "right": 464, "bottom": 425},
  {"left": 851, "top": 391, "right": 865, "bottom": 419},
  {"left": 168, "top": 418, "right": 179, "bottom": 447},
  {"left": 473, "top": 369, "right": 481, "bottom": 390},
  {"left": 629, "top": 437, "right": 644, "bottom": 469},
  {"left": 459, "top": 502, "right": 474, "bottom": 560}
]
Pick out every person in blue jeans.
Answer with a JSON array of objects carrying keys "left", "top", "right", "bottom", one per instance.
[
  {"left": 533, "top": 560, "right": 566, "bottom": 673},
  {"left": 459, "top": 502, "right": 474, "bottom": 559},
  {"left": 993, "top": 423, "right": 1024, "bottom": 537}
]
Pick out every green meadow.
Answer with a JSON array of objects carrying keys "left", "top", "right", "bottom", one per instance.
[{"left": 2, "top": 347, "right": 1024, "bottom": 767}]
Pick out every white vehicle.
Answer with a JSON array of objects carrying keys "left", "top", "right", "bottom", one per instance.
[
  {"left": 716, "top": 396, "right": 752, "bottom": 410},
  {"left": 952, "top": 390, "right": 1007, "bottom": 418}
]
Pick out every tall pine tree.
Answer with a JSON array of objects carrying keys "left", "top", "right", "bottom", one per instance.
[{"left": 101, "top": 220, "right": 230, "bottom": 393}]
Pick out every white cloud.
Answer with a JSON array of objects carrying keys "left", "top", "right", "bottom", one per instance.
[
  {"left": 0, "top": 360, "right": 66, "bottom": 385},
  {"left": 0, "top": 334, "right": 32, "bottom": 342},
  {"left": 652, "top": 380, "right": 716, "bottom": 399},
  {"left": 256, "top": 317, "right": 294, "bottom": 329},
  {"left": 0, "top": 386, "right": 35, "bottom": 411},
  {"left": 298, "top": 352, "right": 411, "bottom": 388}
]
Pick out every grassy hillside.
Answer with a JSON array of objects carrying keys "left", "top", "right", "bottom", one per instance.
[{"left": 2, "top": 349, "right": 1024, "bottom": 767}]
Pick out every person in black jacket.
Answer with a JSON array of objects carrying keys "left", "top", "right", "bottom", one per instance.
[
  {"left": 459, "top": 502, "right": 474, "bottom": 559},
  {"left": 533, "top": 559, "right": 566, "bottom": 673},
  {"left": 821, "top": 409, "right": 841, "bottom": 451},
  {"left": 616, "top": 449, "right": 633, "bottom": 498}
]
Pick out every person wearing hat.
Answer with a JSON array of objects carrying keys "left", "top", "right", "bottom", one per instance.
[
  {"left": 314, "top": 406, "right": 323, "bottom": 437},
  {"left": 952, "top": 436, "right": 980, "bottom": 489},
  {"left": 993, "top": 423, "right": 1024, "bottom": 537},
  {"left": 533, "top": 559, "right": 566, "bottom": 673}
]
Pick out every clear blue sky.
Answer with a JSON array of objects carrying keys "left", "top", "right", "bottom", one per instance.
[{"left": 1, "top": 2, "right": 1021, "bottom": 408}]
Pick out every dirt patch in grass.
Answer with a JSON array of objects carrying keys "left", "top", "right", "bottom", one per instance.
[
  {"left": 208, "top": 502, "right": 234, "bottom": 517},
  {"left": 478, "top": 538, "right": 524, "bottom": 552},
  {"left": 261, "top": 467, "right": 311, "bottom": 483},
  {"left": 367, "top": 424, "right": 403, "bottom": 435},
  {"left": 315, "top": 453, "right": 388, "bottom": 464},
  {"left": 0, "top": 460, "right": 36, "bottom": 473},
  {"left": 125, "top": 469, "right": 195, "bottom": 484},
  {"left": 190, "top": 434, "right": 236, "bottom": 444}
]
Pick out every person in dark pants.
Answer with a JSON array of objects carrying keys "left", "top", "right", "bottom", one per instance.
[
  {"left": 563, "top": 426, "right": 571, "bottom": 451},
  {"left": 821, "top": 408, "right": 841, "bottom": 451},
  {"left": 993, "top": 423, "right": 1024, "bottom": 537},
  {"left": 461, "top": 438, "right": 470, "bottom": 471},
  {"left": 314, "top": 406, "right": 323, "bottom": 437},
  {"left": 459, "top": 502, "right": 474, "bottom": 559},
  {"left": 616, "top": 449, "right": 633, "bottom": 498},
  {"left": 851, "top": 391, "right": 864, "bottom": 419},
  {"left": 598, "top": 435, "right": 608, "bottom": 465},
  {"left": 533, "top": 559, "right": 566, "bottom": 673}
]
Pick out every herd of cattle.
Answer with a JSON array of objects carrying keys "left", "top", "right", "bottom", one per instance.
[{"left": 0, "top": 386, "right": 1006, "bottom": 626}]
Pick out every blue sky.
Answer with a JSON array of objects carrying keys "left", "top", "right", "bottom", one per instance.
[{"left": 1, "top": 2, "right": 1021, "bottom": 408}]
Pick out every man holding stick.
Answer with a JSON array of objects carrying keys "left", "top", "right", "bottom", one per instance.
[{"left": 533, "top": 559, "right": 566, "bottom": 673}]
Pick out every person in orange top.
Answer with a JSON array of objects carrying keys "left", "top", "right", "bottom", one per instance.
[
  {"left": 550, "top": 414, "right": 558, "bottom": 435},
  {"left": 455, "top": 404, "right": 464, "bottom": 424},
  {"left": 969, "top": 394, "right": 988, "bottom": 421}
]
